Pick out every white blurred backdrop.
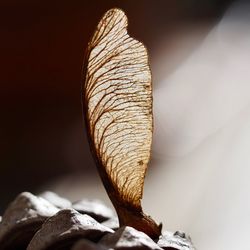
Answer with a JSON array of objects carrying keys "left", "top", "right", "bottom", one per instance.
[
  {"left": 152, "top": 1, "right": 250, "bottom": 249},
  {"left": 45, "top": 1, "right": 250, "bottom": 249}
]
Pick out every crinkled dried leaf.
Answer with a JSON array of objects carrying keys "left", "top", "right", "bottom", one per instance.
[
  {"left": 157, "top": 231, "right": 196, "bottom": 250},
  {"left": 0, "top": 192, "right": 59, "bottom": 250},
  {"left": 27, "top": 209, "right": 113, "bottom": 250},
  {"left": 82, "top": 8, "right": 161, "bottom": 238}
]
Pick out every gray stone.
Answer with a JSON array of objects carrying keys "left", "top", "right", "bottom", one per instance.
[
  {"left": 71, "top": 239, "right": 108, "bottom": 250},
  {"left": 39, "top": 191, "right": 72, "bottom": 209},
  {"left": 100, "top": 226, "right": 162, "bottom": 250},
  {"left": 27, "top": 208, "right": 114, "bottom": 250},
  {"left": 157, "top": 231, "right": 195, "bottom": 250},
  {"left": 73, "top": 199, "right": 114, "bottom": 222},
  {"left": 0, "top": 192, "right": 59, "bottom": 250},
  {"left": 101, "top": 216, "right": 119, "bottom": 230}
]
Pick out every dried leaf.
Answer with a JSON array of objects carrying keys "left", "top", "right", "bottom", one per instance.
[{"left": 82, "top": 8, "right": 161, "bottom": 238}]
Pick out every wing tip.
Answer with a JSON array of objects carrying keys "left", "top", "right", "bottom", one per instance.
[
  {"left": 103, "top": 7, "right": 128, "bottom": 25},
  {"left": 106, "top": 7, "right": 126, "bottom": 17}
]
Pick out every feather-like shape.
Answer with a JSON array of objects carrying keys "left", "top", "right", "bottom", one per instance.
[{"left": 82, "top": 8, "right": 161, "bottom": 238}]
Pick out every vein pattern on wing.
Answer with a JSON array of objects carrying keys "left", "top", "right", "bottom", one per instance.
[{"left": 84, "top": 8, "right": 152, "bottom": 209}]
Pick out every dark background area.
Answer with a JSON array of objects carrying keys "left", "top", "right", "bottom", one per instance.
[{"left": 0, "top": 0, "right": 233, "bottom": 212}]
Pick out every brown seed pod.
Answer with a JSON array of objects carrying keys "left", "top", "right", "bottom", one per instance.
[{"left": 82, "top": 8, "right": 161, "bottom": 239}]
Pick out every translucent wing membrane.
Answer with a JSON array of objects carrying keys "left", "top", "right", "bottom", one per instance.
[
  {"left": 84, "top": 8, "right": 152, "bottom": 208},
  {"left": 82, "top": 8, "right": 161, "bottom": 238}
]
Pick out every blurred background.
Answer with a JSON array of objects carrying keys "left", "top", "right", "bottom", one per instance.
[{"left": 1, "top": 0, "right": 250, "bottom": 249}]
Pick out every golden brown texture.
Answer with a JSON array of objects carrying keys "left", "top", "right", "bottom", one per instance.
[{"left": 82, "top": 8, "right": 161, "bottom": 238}]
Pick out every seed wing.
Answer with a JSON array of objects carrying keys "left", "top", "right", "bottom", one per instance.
[{"left": 83, "top": 8, "right": 152, "bottom": 209}]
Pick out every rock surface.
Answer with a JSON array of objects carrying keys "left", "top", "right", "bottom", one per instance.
[
  {"left": 72, "top": 239, "right": 109, "bottom": 250},
  {"left": 101, "top": 216, "right": 119, "bottom": 230},
  {"left": 0, "top": 192, "right": 59, "bottom": 250},
  {"left": 27, "top": 208, "right": 114, "bottom": 250},
  {"left": 100, "top": 226, "right": 162, "bottom": 250},
  {"left": 72, "top": 199, "right": 114, "bottom": 222},
  {"left": 39, "top": 191, "right": 72, "bottom": 209}
]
